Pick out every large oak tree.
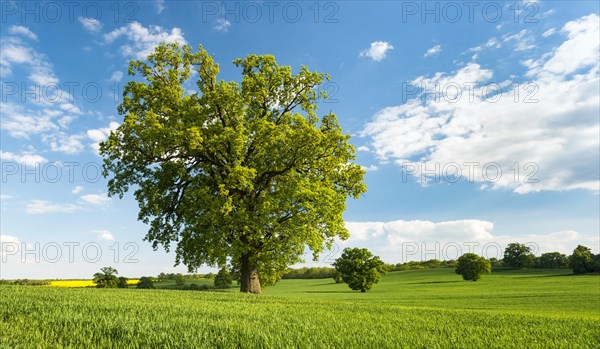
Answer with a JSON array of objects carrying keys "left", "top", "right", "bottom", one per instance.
[{"left": 100, "top": 43, "right": 366, "bottom": 293}]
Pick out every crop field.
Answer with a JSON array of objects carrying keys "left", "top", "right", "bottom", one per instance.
[
  {"left": 49, "top": 280, "right": 140, "bottom": 288},
  {"left": 1, "top": 269, "right": 598, "bottom": 348}
]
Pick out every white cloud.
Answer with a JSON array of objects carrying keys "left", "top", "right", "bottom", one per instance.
[
  {"left": 343, "top": 220, "right": 598, "bottom": 261},
  {"left": 424, "top": 44, "right": 442, "bottom": 57},
  {"left": 469, "top": 38, "right": 501, "bottom": 52},
  {"left": 542, "top": 28, "right": 556, "bottom": 37},
  {"left": 42, "top": 132, "right": 85, "bottom": 154},
  {"left": 8, "top": 25, "right": 37, "bottom": 40},
  {"left": 212, "top": 18, "right": 231, "bottom": 32},
  {"left": 361, "top": 165, "right": 379, "bottom": 172},
  {"left": 356, "top": 146, "right": 370, "bottom": 152},
  {"left": 110, "top": 71, "right": 123, "bottom": 82},
  {"left": 0, "top": 194, "right": 14, "bottom": 199},
  {"left": 0, "top": 33, "right": 81, "bottom": 140},
  {"left": 78, "top": 17, "right": 103, "bottom": 33},
  {"left": 94, "top": 230, "right": 115, "bottom": 241},
  {"left": 26, "top": 200, "right": 81, "bottom": 214},
  {"left": 503, "top": 29, "right": 537, "bottom": 51},
  {"left": 72, "top": 186, "right": 84, "bottom": 194},
  {"left": 361, "top": 15, "right": 600, "bottom": 194},
  {"left": 154, "top": 0, "right": 165, "bottom": 14},
  {"left": 360, "top": 41, "right": 394, "bottom": 62},
  {"left": 0, "top": 235, "right": 20, "bottom": 257},
  {"left": 104, "top": 22, "right": 186, "bottom": 59},
  {"left": 0, "top": 151, "right": 47, "bottom": 166},
  {"left": 80, "top": 194, "right": 111, "bottom": 205},
  {"left": 531, "top": 14, "right": 599, "bottom": 77},
  {"left": 87, "top": 122, "right": 119, "bottom": 154}
]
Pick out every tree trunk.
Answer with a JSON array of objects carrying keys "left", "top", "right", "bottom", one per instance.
[{"left": 239, "top": 254, "right": 261, "bottom": 294}]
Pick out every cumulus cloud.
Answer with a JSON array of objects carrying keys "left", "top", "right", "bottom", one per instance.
[
  {"left": 424, "top": 44, "right": 442, "bottom": 57},
  {"left": 0, "top": 151, "right": 47, "bottom": 166},
  {"left": 503, "top": 29, "right": 537, "bottom": 51},
  {"left": 94, "top": 230, "right": 115, "bottom": 241},
  {"left": 87, "top": 122, "right": 119, "bottom": 154},
  {"left": 26, "top": 200, "right": 81, "bottom": 214},
  {"left": 154, "top": 0, "right": 165, "bottom": 14},
  {"left": 78, "top": 17, "right": 103, "bottom": 33},
  {"left": 104, "top": 22, "right": 186, "bottom": 59},
  {"left": 360, "top": 41, "right": 394, "bottom": 62},
  {"left": 8, "top": 25, "right": 37, "bottom": 40},
  {"left": 72, "top": 186, "right": 84, "bottom": 194},
  {"left": 361, "top": 14, "right": 600, "bottom": 194},
  {"left": 42, "top": 132, "right": 85, "bottom": 154},
  {"left": 343, "top": 220, "right": 598, "bottom": 261},
  {"left": 80, "top": 194, "right": 111, "bottom": 205},
  {"left": 213, "top": 18, "right": 231, "bottom": 32},
  {"left": 1, "top": 31, "right": 81, "bottom": 140},
  {"left": 109, "top": 71, "right": 123, "bottom": 82}
]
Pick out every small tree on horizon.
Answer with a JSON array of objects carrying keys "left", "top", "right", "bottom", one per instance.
[
  {"left": 333, "top": 247, "right": 386, "bottom": 292},
  {"left": 503, "top": 243, "right": 535, "bottom": 269},
  {"left": 570, "top": 245, "right": 594, "bottom": 274},
  {"left": 455, "top": 253, "right": 491, "bottom": 281},
  {"left": 137, "top": 277, "right": 155, "bottom": 289},
  {"left": 93, "top": 267, "right": 119, "bottom": 288},
  {"left": 214, "top": 268, "right": 233, "bottom": 289}
]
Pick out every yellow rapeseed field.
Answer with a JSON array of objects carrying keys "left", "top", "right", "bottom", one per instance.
[{"left": 49, "top": 280, "right": 139, "bottom": 288}]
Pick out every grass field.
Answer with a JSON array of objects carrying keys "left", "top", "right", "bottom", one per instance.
[{"left": 1, "top": 269, "right": 598, "bottom": 348}]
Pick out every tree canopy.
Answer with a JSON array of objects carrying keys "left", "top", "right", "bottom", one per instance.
[
  {"left": 503, "top": 243, "right": 534, "bottom": 269},
  {"left": 455, "top": 253, "right": 491, "bottom": 281},
  {"left": 333, "top": 247, "right": 386, "bottom": 292},
  {"left": 100, "top": 43, "right": 366, "bottom": 294},
  {"left": 93, "top": 267, "right": 119, "bottom": 288}
]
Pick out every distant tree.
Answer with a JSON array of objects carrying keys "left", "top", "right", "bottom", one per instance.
[
  {"left": 117, "top": 277, "right": 129, "bottom": 288},
  {"left": 137, "top": 276, "right": 155, "bottom": 289},
  {"left": 333, "top": 271, "right": 343, "bottom": 284},
  {"left": 570, "top": 245, "right": 594, "bottom": 274},
  {"left": 214, "top": 268, "right": 233, "bottom": 289},
  {"left": 333, "top": 247, "right": 386, "bottom": 292},
  {"left": 488, "top": 258, "right": 503, "bottom": 268},
  {"left": 93, "top": 267, "right": 119, "bottom": 288},
  {"left": 538, "top": 252, "right": 568, "bottom": 269},
  {"left": 174, "top": 273, "right": 185, "bottom": 286},
  {"left": 503, "top": 243, "right": 534, "bottom": 269},
  {"left": 455, "top": 253, "right": 491, "bottom": 281}
]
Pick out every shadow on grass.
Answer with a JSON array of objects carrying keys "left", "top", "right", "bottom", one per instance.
[{"left": 408, "top": 280, "right": 462, "bottom": 285}]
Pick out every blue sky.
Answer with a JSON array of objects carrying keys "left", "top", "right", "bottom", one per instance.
[{"left": 1, "top": 0, "right": 598, "bottom": 278}]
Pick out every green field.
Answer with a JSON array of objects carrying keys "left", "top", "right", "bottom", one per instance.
[{"left": 1, "top": 269, "right": 599, "bottom": 348}]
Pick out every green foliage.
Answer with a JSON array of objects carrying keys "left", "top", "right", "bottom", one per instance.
[
  {"left": 538, "top": 252, "right": 569, "bottom": 269},
  {"left": 100, "top": 43, "right": 366, "bottom": 293},
  {"left": 93, "top": 267, "right": 119, "bottom": 288},
  {"left": 117, "top": 277, "right": 129, "bottom": 288},
  {"left": 174, "top": 274, "right": 185, "bottom": 286},
  {"left": 455, "top": 253, "right": 491, "bottom": 281},
  {"left": 214, "top": 268, "right": 233, "bottom": 289},
  {"left": 388, "top": 259, "right": 457, "bottom": 271},
  {"left": 282, "top": 267, "right": 336, "bottom": 279},
  {"left": 503, "top": 243, "right": 535, "bottom": 269},
  {"left": 333, "top": 247, "right": 386, "bottom": 292},
  {"left": 137, "top": 277, "right": 156, "bottom": 289},
  {"left": 1, "top": 269, "right": 599, "bottom": 348},
  {"left": 0, "top": 279, "right": 50, "bottom": 286},
  {"left": 570, "top": 245, "right": 595, "bottom": 274},
  {"left": 333, "top": 271, "right": 343, "bottom": 283}
]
